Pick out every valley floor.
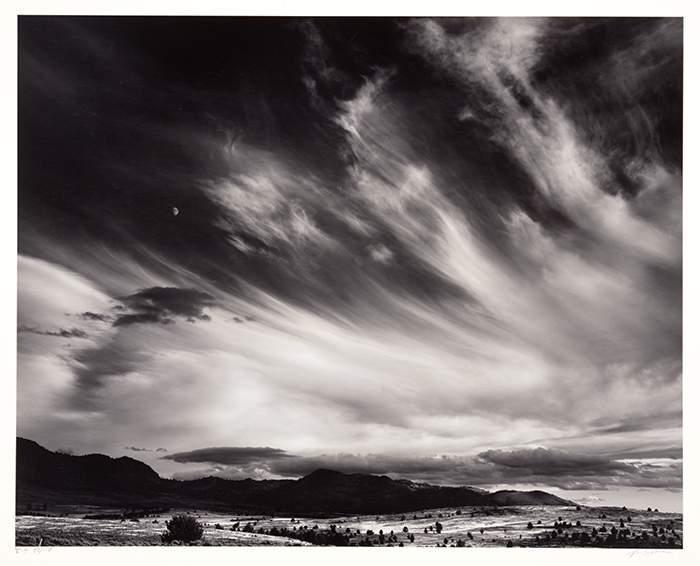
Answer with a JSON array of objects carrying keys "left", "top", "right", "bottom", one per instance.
[{"left": 16, "top": 504, "right": 682, "bottom": 548}]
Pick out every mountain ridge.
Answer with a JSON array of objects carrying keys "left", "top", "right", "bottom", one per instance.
[{"left": 16, "top": 437, "right": 573, "bottom": 514}]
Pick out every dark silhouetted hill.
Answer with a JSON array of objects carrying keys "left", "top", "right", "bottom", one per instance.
[
  {"left": 17, "top": 437, "right": 163, "bottom": 492},
  {"left": 16, "top": 438, "right": 572, "bottom": 514},
  {"left": 258, "top": 468, "right": 492, "bottom": 513}
]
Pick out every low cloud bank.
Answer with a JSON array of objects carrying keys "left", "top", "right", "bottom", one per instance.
[{"left": 163, "top": 446, "right": 681, "bottom": 492}]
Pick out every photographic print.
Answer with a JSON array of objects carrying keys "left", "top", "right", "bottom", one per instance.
[{"left": 16, "top": 15, "right": 683, "bottom": 548}]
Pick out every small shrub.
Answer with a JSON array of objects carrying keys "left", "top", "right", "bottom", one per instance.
[{"left": 161, "top": 514, "right": 204, "bottom": 544}]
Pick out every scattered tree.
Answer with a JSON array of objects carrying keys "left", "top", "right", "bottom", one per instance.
[{"left": 161, "top": 514, "right": 204, "bottom": 544}]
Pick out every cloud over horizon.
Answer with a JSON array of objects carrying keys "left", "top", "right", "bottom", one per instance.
[{"left": 161, "top": 445, "right": 681, "bottom": 492}]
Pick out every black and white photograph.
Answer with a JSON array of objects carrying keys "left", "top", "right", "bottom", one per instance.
[{"left": 15, "top": 9, "right": 686, "bottom": 551}]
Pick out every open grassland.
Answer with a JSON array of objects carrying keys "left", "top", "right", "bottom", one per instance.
[
  {"left": 15, "top": 514, "right": 311, "bottom": 546},
  {"left": 16, "top": 504, "right": 681, "bottom": 547}
]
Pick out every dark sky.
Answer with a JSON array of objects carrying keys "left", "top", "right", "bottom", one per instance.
[{"left": 17, "top": 16, "right": 683, "bottom": 510}]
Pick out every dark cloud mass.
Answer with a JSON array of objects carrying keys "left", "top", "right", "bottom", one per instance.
[
  {"left": 17, "top": 16, "right": 682, "bottom": 507},
  {"left": 113, "top": 287, "right": 216, "bottom": 326},
  {"left": 112, "top": 312, "right": 175, "bottom": 327},
  {"left": 477, "top": 448, "right": 634, "bottom": 476},
  {"left": 163, "top": 446, "right": 295, "bottom": 466}
]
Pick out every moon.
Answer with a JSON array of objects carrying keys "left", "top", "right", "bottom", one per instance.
[{"left": 172, "top": 207, "right": 179, "bottom": 216}]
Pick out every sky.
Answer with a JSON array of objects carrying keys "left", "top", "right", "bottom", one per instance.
[{"left": 16, "top": 15, "right": 684, "bottom": 512}]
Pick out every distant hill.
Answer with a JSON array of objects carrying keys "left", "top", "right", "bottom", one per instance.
[
  {"left": 16, "top": 438, "right": 573, "bottom": 514},
  {"left": 488, "top": 489, "right": 570, "bottom": 506}
]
